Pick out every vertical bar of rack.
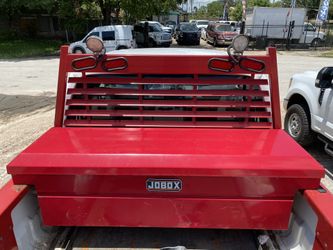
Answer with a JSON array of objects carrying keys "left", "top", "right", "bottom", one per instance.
[
  {"left": 82, "top": 72, "right": 91, "bottom": 122},
  {"left": 267, "top": 47, "right": 281, "bottom": 129},
  {"left": 54, "top": 46, "right": 69, "bottom": 127},
  {"left": 192, "top": 74, "right": 198, "bottom": 125},
  {"left": 246, "top": 74, "right": 256, "bottom": 126},
  {"left": 138, "top": 74, "right": 144, "bottom": 124}
]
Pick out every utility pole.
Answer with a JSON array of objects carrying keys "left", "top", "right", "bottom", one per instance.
[
  {"left": 240, "top": 0, "right": 247, "bottom": 34},
  {"left": 223, "top": 0, "right": 229, "bottom": 20}
]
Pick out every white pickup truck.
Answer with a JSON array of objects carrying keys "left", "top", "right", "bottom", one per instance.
[{"left": 284, "top": 67, "right": 333, "bottom": 156}]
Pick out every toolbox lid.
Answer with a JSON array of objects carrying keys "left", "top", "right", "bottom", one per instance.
[{"left": 7, "top": 127, "right": 324, "bottom": 178}]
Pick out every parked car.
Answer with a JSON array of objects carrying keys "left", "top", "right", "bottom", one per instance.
[
  {"left": 165, "top": 20, "right": 177, "bottom": 34},
  {"left": 134, "top": 21, "right": 172, "bottom": 47},
  {"left": 175, "top": 22, "right": 201, "bottom": 45},
  {"left": 193, "top": 20, "right": 209, "bottom": 30},
  {"left": 69, "top": 25, "right": 134, "bottom": 53},
  {"left": 284, "top": 67, "right": 333, "bottom": 156},
  {"left": 206, "top": 23, "right": 238, "bottom": 47},
  {"left": 148, "top": 21, "right": 173, "bottom": 34},
  {"left": 218, "top": 20, "right": 240, "bottom": 34}
]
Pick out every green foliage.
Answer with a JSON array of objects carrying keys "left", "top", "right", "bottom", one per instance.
[
  {"left": 230, "top": 2, "right": 243, "bottom": 21},
  {"left": 0, "top": 37, "right": 62, "bottom": 59},
  {"left": 276, "top": 0, "right": 321, "bottom": 8},
  {"left": 121, "top": 0, "right": 180, "bottom": 23},
  {"left": 190, "top": 6, "right": 208, "bottom": 19},
  {"left": 206, "top": 1, "right": 224, "bottom": 18},
  {"left": 190, "top": 1, "right": 223, "bottom": 20},
  {"left": 58, "top": 0, "right": 90, "bottom": 33},
  {"left": 248, "top": 0, "right": 270, "bottom": 7}
]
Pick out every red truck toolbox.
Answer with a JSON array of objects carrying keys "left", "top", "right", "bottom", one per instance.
[{"left": 7, "top": 46, "right": 324, "bottom": 230}]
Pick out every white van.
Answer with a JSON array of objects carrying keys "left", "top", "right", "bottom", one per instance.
[{"left": 69, "top": 25, "right": 135, "bottom": 53}]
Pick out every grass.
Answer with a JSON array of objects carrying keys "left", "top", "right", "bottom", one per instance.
[
  {"left": 0, "top": 38, "right": 63, "bottom": 59},
  {"left": 320, "top": 50, "right": 333, "bottom": 57}
]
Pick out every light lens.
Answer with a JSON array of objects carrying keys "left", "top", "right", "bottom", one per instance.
[
  {"left": 72, "top": 57, "right": 97, "bottom": 71},
  {"left": 232, "top": 35, "right": 249, "bottom": 53},
  {"left": 208, "top": 58, "right": 234, "bottom": 72},
  {"left": 86, "top": 36, "right": 105, "bottom": 54},
  {"left": 239, "top": 58, "right": 265, "bottom": 72},
  {"left": 102, "top": 57, "right": 128, "bottom": 72}
]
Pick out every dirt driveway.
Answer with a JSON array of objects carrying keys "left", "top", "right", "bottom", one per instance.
[{"left": 0, "top": 50, "right": 332, "bottom": 188}]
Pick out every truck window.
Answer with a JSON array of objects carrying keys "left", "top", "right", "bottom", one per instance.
[
  {"left": 149, "top": 24, "right": 163, "bottom": 32},
  {"left": 304, "top": 24, "right": 315, "bottom": 32},
  {"left": 216, "top": 25, "right": 232, "bottom": 32},
  {"left": 102, "top": 31, "right": 115, "bottom": 41}
]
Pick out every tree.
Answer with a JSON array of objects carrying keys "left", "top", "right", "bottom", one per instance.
[
  {"left": 248, "top": 0, "right": 270, "bottom": 7},
  {"left": 191, "top": 6, "right": 208, "bottom": 19},
  {"left": 0, "top": 0, "right": 57, "bottom": 31},
  {"left": 206, "top": 1, "right": 224, "bottom": 19},
  {"left": 93, "top": 0, "right": 122, "bottom": 25},
  {"left": 190, "top": 1, "right": 224, "bottom": 19},
  {"left": 120, "top": 0, "right": 181, "bottom": 23},
  {"left": 58, "top": 0, "right": 101, "bottom": 39},
  {"left": 230, "top": 2, "right": 243, "bottom": 21}
]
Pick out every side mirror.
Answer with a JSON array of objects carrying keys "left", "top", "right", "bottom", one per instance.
[{"left": 315, "top": 67, "right": 333, "bottom": 89}]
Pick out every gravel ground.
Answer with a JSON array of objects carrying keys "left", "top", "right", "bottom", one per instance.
[{"left": 0, "top": 43, "right": 332, "bottom": 190}]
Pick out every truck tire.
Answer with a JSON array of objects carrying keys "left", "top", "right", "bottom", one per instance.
[
  {"left": 148, "top": 38, "right": 156, "bottom": 47},
  {"left": 284, "top": 104, "right": 314, "bottom": 146},
  {"left": 73, "top": 47, "right": 85, "bottom": 54},
  {"left": 117, "top": 46, "right": 128, "bottom": 50},
  {"left": 311, "top": 38, "right": 322, "bottom": 47}
]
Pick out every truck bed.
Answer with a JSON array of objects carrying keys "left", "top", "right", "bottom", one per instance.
[{"left": 52, "top": 227, "right": 258, "bottom": 249}]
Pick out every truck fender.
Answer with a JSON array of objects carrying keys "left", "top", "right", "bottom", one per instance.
[{"left": 285, "top": 82, "right": 321, "bottom": 131}]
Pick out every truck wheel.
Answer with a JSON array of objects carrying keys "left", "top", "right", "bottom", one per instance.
[
  {"left": 284, "top": 104, "right": 314, "bottom": 146},
  {"left": 117, "top": 46, "right": 128, "bottom": 50},
  {"left": 148, "top": 38, "right": 156, "bottom": 47},
  {"left": 73, "top": 47, "right": 85, "bottom": 54},
  {"left": 311, "top": 38, "right": 321, "bottom": 47}
]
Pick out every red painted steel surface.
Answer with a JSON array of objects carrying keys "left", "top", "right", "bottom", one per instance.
[
  {"left": 8, "top": 128, "right": 323, "bottom": 178},
  {"left": 305, "top": 188, "right": 333, "bottom": 250},
  {"left": 0, "top": 180, "right": 28, "bottom": 250},
  {"left": 38, "top": 196, "right": 293, "bottom": 229},
  {"left": 12, "top": 175, "right": 319, "bottom": 199},
  {"left": 54, "top": 46, "right": 281, "bottom": 129},
  {"left": 7, "top": 127, "right": 324, "bottom": 228}
]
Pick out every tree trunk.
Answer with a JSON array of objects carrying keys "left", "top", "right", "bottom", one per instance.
[{"left": 103, "top": 8, "right": 111, "bottom": 25}]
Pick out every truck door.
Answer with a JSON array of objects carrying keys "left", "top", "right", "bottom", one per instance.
[
  {"left": 320, "top": 88, "right": 333, "bottom": 141},
  {"left": 300, "top": 24, "right": 316, "bottom": 44},
  {"left": 102, "top": 30, "right": 116, "bottom": 51}
]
